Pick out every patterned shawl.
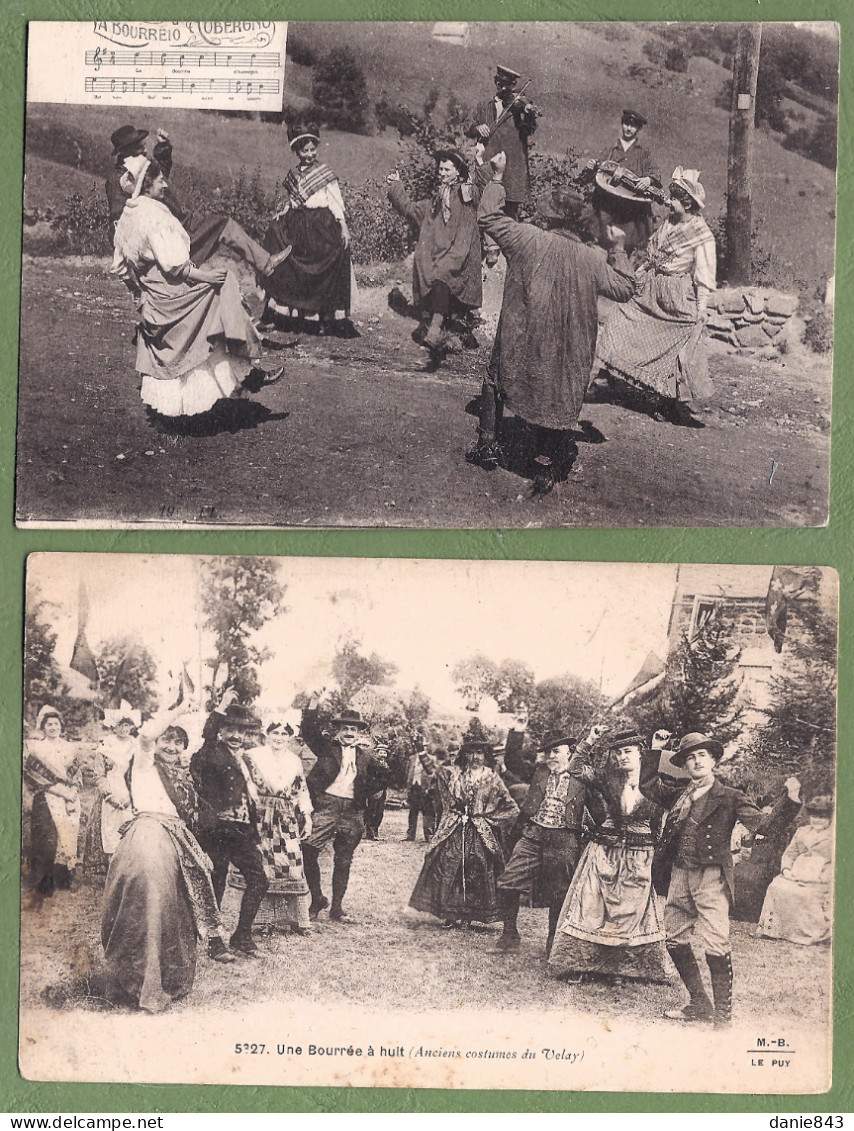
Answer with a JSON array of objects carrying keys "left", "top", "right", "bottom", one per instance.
[
  {"left": 284, "top": 161, "right": 338, "bottom": 208},
  {"left": 643, "top": 215, "right": 713, "bottom": 276}
]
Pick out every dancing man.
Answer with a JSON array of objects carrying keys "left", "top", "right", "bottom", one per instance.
[{"left": 300, "top": 702, "right": 392, "bottom": 922}]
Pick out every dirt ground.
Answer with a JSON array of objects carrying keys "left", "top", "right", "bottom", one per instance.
[
  {"left": 20, "top": 809, "right": 831, "bottom": 1029},
  {"left": 16, "top": 255, "right": 831, "bottom": 528}
]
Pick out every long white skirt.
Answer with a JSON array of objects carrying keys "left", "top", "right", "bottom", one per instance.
[{"left": 140, "top": 345, "right": 253, "bottom": 417}]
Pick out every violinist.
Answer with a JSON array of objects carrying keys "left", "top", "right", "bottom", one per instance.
[{"left": 466, "top": 65, "right": 539, "bottom": 219}]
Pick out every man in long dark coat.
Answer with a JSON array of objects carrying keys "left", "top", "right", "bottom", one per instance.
[
  {"left": 190, "top": 696, "right": 269, "bottom": 958},
  {"left": 300, "top": 705, "right": 392, "bottom": 922},
  {"left": 470, "top": 152, "right": 635, "bottom": 494},
  {"left": 466, "top": 65, "right": 538, "bottom": 217},
  {"left": 588, "top": 109, "right": 660, "bottom": 257},
  {"left": 495, "top": 723, "right": 607, "bottom": 957}
]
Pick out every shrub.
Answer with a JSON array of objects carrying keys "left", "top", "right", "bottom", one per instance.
[
  {"left": 343, "top": 179, "right": 413, "bottom": 264},
  {"left": 184, "top": 165, "right": 279, "bottom": 243},
  {"left": 664, "top": 45, "right": 690, "bottom": 73},
  {"left": 783, "top": 114, "right": 837, "bottom": 170},
  {"left": 445, "top": 91, "right": 471, "bottom": 135},
  {"left": 803, "top": 306, "right": 833, "bottom": 354},
  {"left": 642, "top": 38, "right": 666, "bottom": 67},
  {"left": 709, "top": 209, "right": 809, "bottom": 292},
  {"left": 374, "top": 96, "right": 419, "bottom": 137},
  {"left": 286, "top": 30, "right": 318, "bottom": 68},
  {"left": 49, "top": 188, "right": 113, "bottom": 256},
  {"left": 311, "top": 47, "right": 369, "bottom": 134}
]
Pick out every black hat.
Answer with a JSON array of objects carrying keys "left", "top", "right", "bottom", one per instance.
[
  {"left": 331, "top": 708, "right": 370, "bottom": 730},
  {"left": 537, "top": 187, "right": 585, "bottom": 223},
  {"left": 671, "top": 732, "right": 724, "bottom": 767},
  {"left": 287, "top": 121, "right": 320, "bottom": 149},
  {"left": 496, "top": 65, "right": 521, "bottom": 82},
  {"left": 220, "top": 703, "right": 262, "bottom": 730},
  {"left": 622, "top": 109, "right": 648, "bottom": 127},
  {"left": 455, "top": 738, "right": 493, "bottom": 765},
  {"left": 606, "top": 728, "right": 646, "bottom": 751},
  {"left": 805, "top": 794, "right": 834, "bottom": 815},
  {"left": 435, "top": 148, "right": 470, "bottom": 180},
  {"left": 538, "top": 730, "right": 575, "bottom": 754},
  {"left": 111, "top": 124, "right": 149, "bottom": 156}
]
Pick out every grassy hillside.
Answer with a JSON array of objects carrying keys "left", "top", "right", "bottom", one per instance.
[{"left": 23, "top": 21, "right": 837, "bottom": 289}]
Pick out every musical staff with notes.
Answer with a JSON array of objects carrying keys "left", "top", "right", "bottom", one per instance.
[
  {"left": 86, "top": 48, "right": 281, "bottom": 70},
  {"left": 28, "top": 21, "right": 288, "bottom": 111},
  {"left": 84, "top": 76, "right": 281, "bottom": 96}
]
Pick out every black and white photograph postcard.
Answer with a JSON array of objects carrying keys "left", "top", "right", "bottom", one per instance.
[
  {"left": 16, "top": 20, "right": 837, "bottom": 528},
  {"left": 20, "top": 554, "right": 836, "bottom": 1090}
]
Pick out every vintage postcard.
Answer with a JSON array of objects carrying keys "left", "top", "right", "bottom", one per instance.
[
  {"left": 16, "top": 20, "right": 836, "bottom": 529},
  {"left": 20, "top": 554, "right": 836, "bottom": 1090}
]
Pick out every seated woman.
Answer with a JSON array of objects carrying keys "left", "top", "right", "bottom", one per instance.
[
  {"left": 241, "top": 715, "right": 314, "bottom": 936},
  {"left": 549, "top": 726, "right": 668, "bottom": 984},
  {"left": 387, "top": 148, "right": 490, "bottom": 351},
  {"left": 24, "top": 706, "right": 82, "bottom": 901},
  {"left": 409, "top": 739, "right": 518, "bottom": 928},
  {"left": 758, "top": 795, "right": 833, "bottom": 946},
  {"left": 101, "top": 703, "right": 236, "bottom": 1014},
  {"left": 262, "top": 123, "right": 356, "bottom": 337},
  {"left": 597, "top": 167, "right": 716, "bottom": 425},
  {"left": 111, "top": 155, "right": 285, "bottom": 423}
]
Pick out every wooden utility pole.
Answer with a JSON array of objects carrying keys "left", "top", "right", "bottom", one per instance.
[{"left": 726, "top": 24, "right": 762, "bottom": 284}]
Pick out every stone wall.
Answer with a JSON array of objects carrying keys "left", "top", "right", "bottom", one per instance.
[{"left": 705, "top": 287, "right": 800, "bottom": 349}]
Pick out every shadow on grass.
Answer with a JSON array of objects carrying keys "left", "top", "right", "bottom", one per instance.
[{"left": 147, "top": 400, "right": 290, "bottom": 438}]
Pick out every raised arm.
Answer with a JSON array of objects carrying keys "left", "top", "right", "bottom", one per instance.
[
  {"left": 387, "top": 177, "right": 428, "bottom": 228},
  {"left": 736, "top": 777, "right": 802, "bottom": 836},
  {"left": 594, "top": 238, "right": 636, "bottom": 303},
  {"left": 639, "top": 732, "right": 685, "bottom": 808}
]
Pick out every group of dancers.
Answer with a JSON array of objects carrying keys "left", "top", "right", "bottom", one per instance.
[
  {"left": 105, "top": 65, "right": 718, "bottom": 493},
  {"left": 24, "top": 686, "right": 831, "bottom": 1026}
]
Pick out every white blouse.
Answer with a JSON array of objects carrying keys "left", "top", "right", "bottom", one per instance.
[{"left": 111, "top": 195, "right": 191, "bottom": 280}]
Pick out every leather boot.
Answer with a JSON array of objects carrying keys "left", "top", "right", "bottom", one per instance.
[
  {"left": 664, "top": 943, "right": 713, "bottom": 1022},
  {"left": 330, "top": 855, "right": 354, "bottom": 921},
  {"left": 494, "top": 890, "right": 521, "bottom": 951},
  {"left": 706, "top": 952, "right": 734, "bottom": 1028}
]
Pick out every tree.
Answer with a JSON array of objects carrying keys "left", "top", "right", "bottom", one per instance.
[
  {"left": 330, "top": 637, "right": 398, "bottom": 709},
  {"left": 450, "top": 654, "right": 535, "bottom": 713},
  {"left": 493, "top": 659, "right": 536, "bottom": 713},
  {"left": 96, "top": 636, "right": 159, "bottom": 718},
  {"left": 451, "top": 653, "right": 498, "bottom": 711},
  {"left": 631, "top": 613, "right": 745, "bottom": 746},
  {"left": 23, "top": 587, "right": 94, "bottom": 737},
  {"left": 311, "top": 48, "right": 369, "bottom": 133},
  {"left": 201, "top": 557, "right": 285, "bottom": 706},
  {"left": 527, "top": 673, "right": 606, "bottom": 749},
  {"left": 746, "top": 598, "right": 837, "bottom": 791},
  {"left": 24, "top": 588, "right": 64, "bottom": 714}
]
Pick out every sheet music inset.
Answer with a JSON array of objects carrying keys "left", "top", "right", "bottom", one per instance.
[{"left": 28, "top": 22, "right": 288, "bottom": 111}]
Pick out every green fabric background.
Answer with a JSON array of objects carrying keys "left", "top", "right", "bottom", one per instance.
[{"left": 2, "top": 0, "right": 851, "bottom": 1114}]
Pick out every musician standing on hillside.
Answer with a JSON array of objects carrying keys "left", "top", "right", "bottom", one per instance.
[
  {"left": 589, "top": 109, "right": 659, "bottom": 257},
  {"left": 466, "top": 65, "right": 539, "bottom": 219}
]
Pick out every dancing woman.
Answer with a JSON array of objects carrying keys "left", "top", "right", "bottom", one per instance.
[
  {"left": 597, "top": 167, "right": 716, "bottom": 425},
  {"left": 409, "top": 739, "right": 518, "bottom": 927},
  {"left": 549, "top": 727, "right": 668, "bottom": 983},
  {"left": 243, "top": 716, "right": 314, "bottom": 936},
  {"left": 101, "top": 704, "right": 236, "bottom": 1013},
  {"left": 262, "top": 123, "right": 355, "bottom": 336},
  {"left": 111, "top": 155, "right": 285, "bottom": 422}
]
